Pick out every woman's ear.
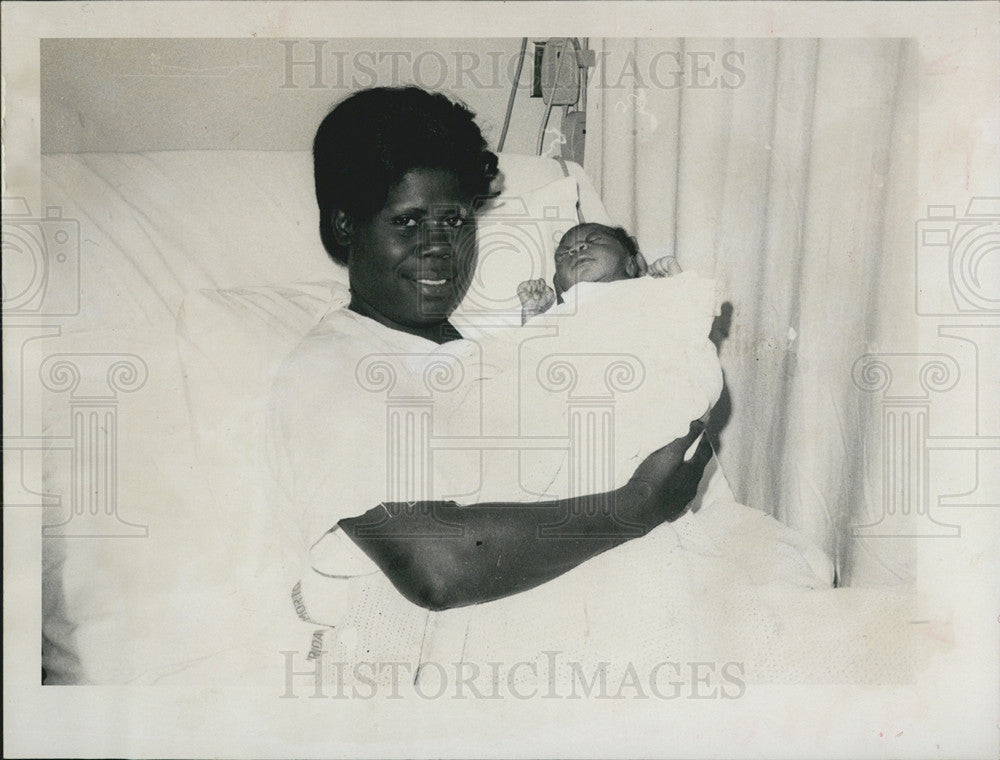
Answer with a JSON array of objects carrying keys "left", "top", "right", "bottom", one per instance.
[{"left": 332, "top": 210, "right": 355, "bottom": 247}]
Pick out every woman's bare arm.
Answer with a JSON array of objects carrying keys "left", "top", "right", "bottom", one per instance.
[{"left": 338, "top": 420, "right": 712, "bottom": 610}]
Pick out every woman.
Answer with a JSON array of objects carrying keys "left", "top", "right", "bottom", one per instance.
[{"left": 267, "top": 86, "right": 712, "bottom": 681}]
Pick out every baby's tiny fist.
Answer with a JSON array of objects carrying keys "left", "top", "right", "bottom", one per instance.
[
  {"left": 516, "top": 279, "right": 536, "bottom": 305},
  {"left": 518, "top": 279, "right": 556, "bottom": 324},
  {"left": 517, "top": 279, "right": 552, "bottom": 307},
  {"left": 648, "top": 256, "right": 683, "bottom": 278}
]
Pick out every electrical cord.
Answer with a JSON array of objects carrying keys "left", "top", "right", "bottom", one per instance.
[{"left": 497, "top": 38, "right": 528, "bottom": 153}]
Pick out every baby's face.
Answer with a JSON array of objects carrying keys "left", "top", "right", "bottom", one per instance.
[{"left": 553, "top": 224, "right": 637, "bottom": 295}]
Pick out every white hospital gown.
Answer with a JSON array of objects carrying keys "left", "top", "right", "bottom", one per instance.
[{"left": 266, "top": 277, "right": 832, "bottom": 691}]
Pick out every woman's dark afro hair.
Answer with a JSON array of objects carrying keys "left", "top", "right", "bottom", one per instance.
[{"left": 313, "top": 86, "right": 500, "bottom": 265}]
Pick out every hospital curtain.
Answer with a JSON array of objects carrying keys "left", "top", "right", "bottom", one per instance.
[{"left": 584, "top": 38, "right": 919, "bottom": 586}]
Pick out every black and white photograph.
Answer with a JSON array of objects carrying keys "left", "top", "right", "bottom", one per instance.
[{"left": 3, "top": 2, "right": 998, "bottom": 757}]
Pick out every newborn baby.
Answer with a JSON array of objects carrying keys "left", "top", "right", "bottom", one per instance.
[
  {"left": 439, "top": 220, "right": 721, "bottom": 499},
  {"left": 518, "top": 222, "right": 683, "bottom": 323}
]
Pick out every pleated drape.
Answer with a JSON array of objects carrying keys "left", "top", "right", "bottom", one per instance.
[{"left": 585, "top": 38, "right": 918, "bottom": 585}]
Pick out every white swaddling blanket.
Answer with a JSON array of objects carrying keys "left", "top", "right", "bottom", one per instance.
[{"left": 429, "top": 272, "right": 724, "bottom": 503}]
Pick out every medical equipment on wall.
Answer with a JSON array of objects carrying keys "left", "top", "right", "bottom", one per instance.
[{"left": 497, "top": 37, "right": 594, "bottom": 164}]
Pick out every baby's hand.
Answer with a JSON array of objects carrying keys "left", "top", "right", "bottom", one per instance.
[
  {"left": 647, "top": 255, "right": 683, "bottom": 278},
  {"left": 517, "top": 279, "right": 556, "bottom": 324}
]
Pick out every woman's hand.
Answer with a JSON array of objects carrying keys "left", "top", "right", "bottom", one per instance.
[{"left": 622, "top": 415, "right": 713, "bottom": 524}]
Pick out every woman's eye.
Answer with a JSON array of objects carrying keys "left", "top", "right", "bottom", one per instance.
[
  {"left": 393, "top": 216, "right": 419, "bottom": 228},
  {"left": 444, "top": 216, "right": 466, "bottom": 228}
]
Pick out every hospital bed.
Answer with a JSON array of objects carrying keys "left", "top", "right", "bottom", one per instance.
[{"left": 31, "top": 147, "right": 936, "bottom": 687}]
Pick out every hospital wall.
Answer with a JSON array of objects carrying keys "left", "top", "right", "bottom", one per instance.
[{"left": 40, "top": 38, "right": 554, "bottom": 156}]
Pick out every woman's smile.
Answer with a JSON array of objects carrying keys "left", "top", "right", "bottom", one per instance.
[
  {"left": 415, "top": 277, "right": 452, "bottom": 290},
  {"left": 411, "top": 275, "right": 455, "bottom": 298},
  {"left": 402, "top": 260, "right": 460, "bottom": 295},
  {"left": 345, "top": 167, "right": 477, "bottom": 338}
]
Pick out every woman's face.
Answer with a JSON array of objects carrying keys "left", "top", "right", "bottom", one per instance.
[
  {"left": 553, "top": 223, "right": 637, "bottom": 296},
  {"left": 341, "top": 168, "right": 477, "bottom": 338}
]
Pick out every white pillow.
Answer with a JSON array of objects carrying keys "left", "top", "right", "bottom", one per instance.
[
  {"left": 177, "top": 280, "right": 348, "bottom": 408},
  {"left": 40, "top": 152, "right": 340, "bottom": 315}
]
